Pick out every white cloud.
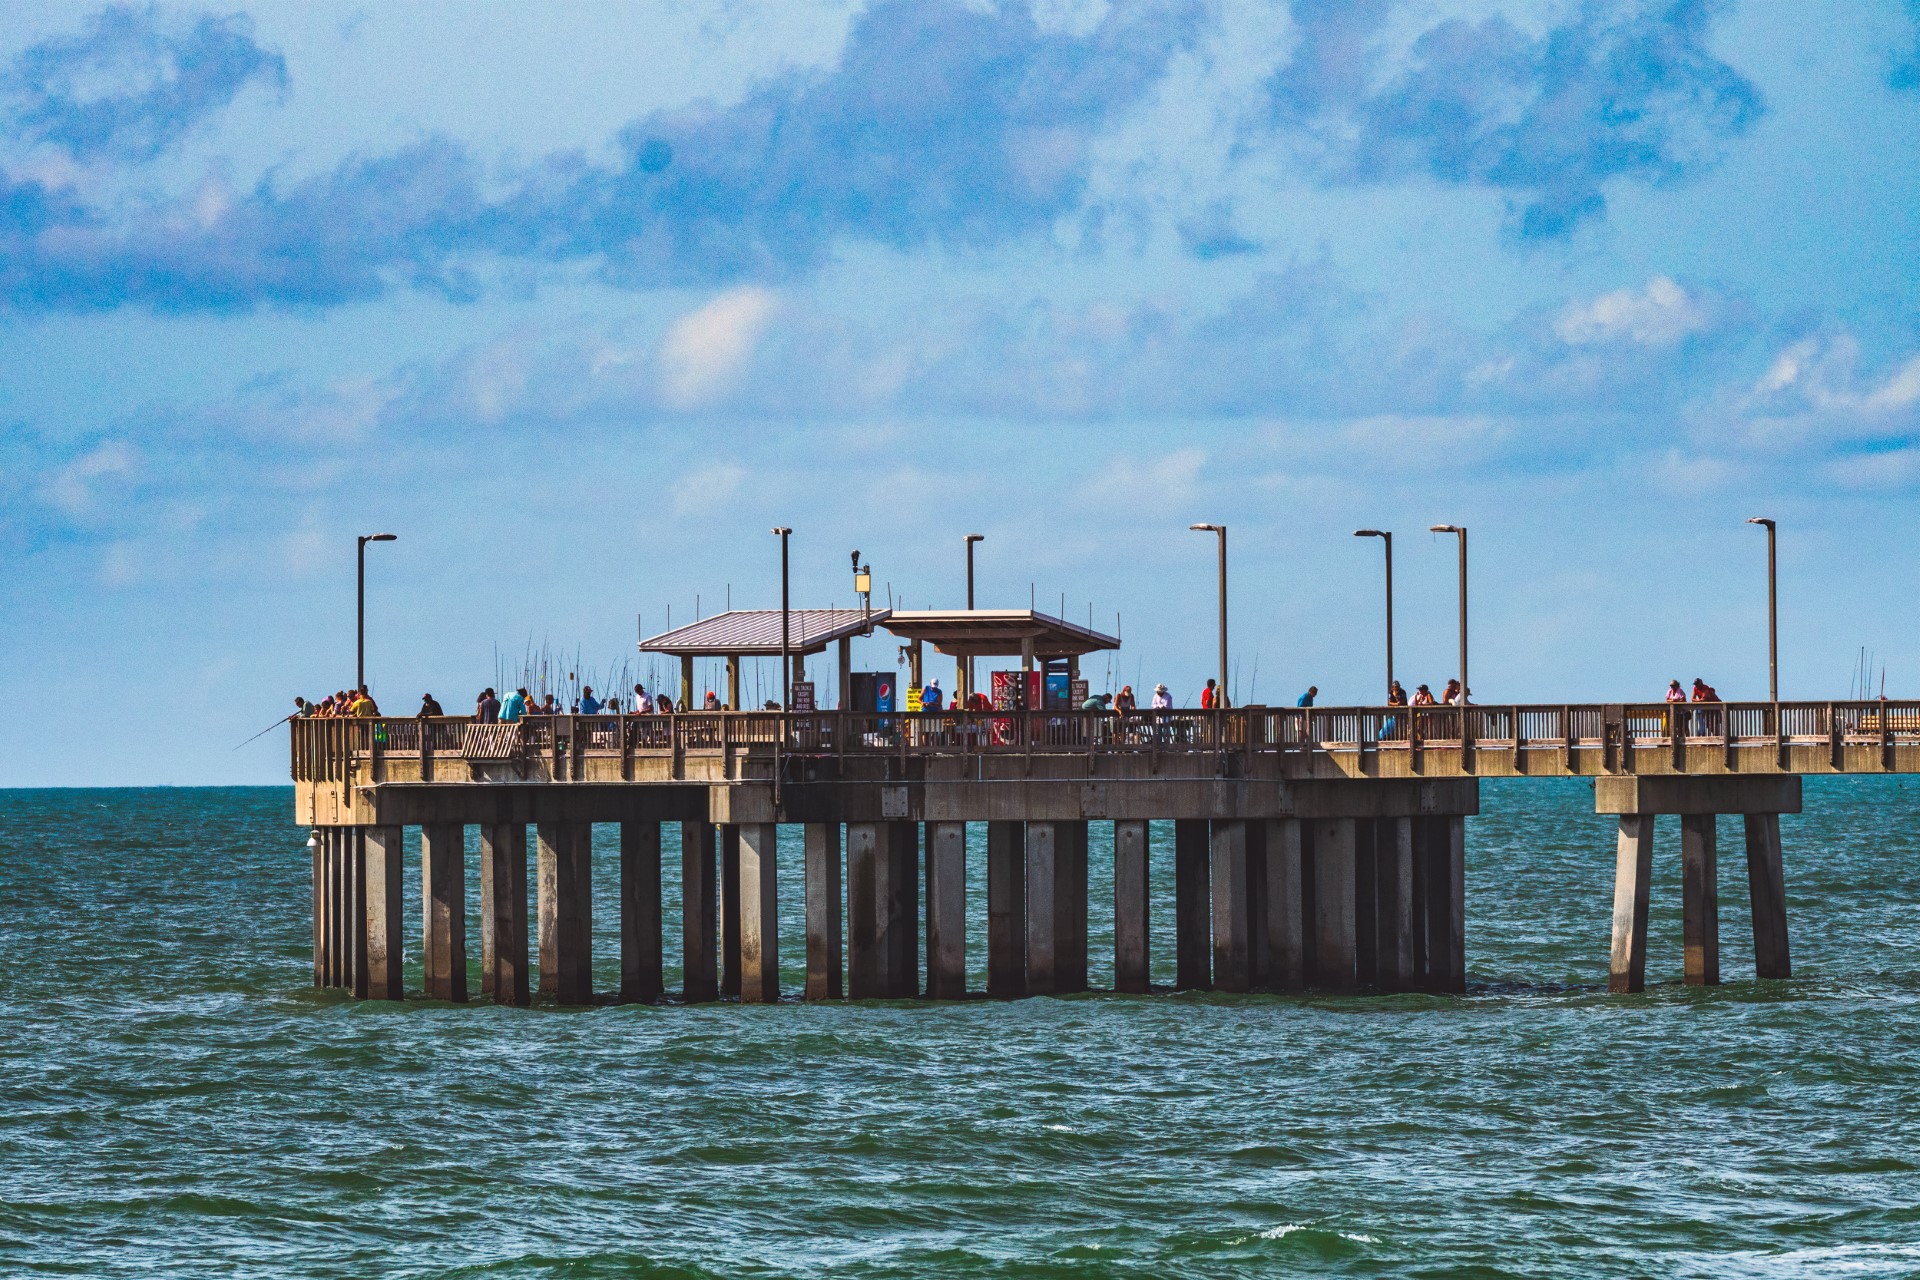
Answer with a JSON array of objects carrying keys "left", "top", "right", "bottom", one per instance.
[
  {"left": 1555, "top": 276, "right": 1709, "bottom": 347},
  {"left": 42, "top": 441, "right": 137, "bottom": 517},
  {"left": 669, "top": 462, "right": 745, "bottom": 517},
  {"left": 659, "top": 287, "right": 779, "bottom": 410},
  {"left": 1084, "top": 447, "right": 1205, "bottom": 502}
]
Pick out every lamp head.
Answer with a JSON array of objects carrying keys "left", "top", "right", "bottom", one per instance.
[
  {"left": 363, "top": 532, "right": 397, "bottom": 542},
  {"left": 1354, "top": 529, "right": 1385, "bottom": 538},
  {"left": 1430, "top": 524, "right": 1461, "bottom": 534},
  {"left": 1189, "top": 523, "right": 1221, "bottom": 533},
  {"left": 1746, "top": 516, "right": 1775, "bottom": 529},
  {"left": 966, "top": 533, "right": 985, "bottom": 544},
  {"left": 771, "top": 526, "right": 792, "bottom": 536}
]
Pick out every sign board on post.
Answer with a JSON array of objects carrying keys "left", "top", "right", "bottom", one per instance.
[
  {"left": 991, "top": 671, "right": 1021, "bottom": 711},
  {"left": 790, "top": 682, "right": 815, "bottom": 713},
  {"left": 1070, "top": 679, "right": 1089, "bottom": 707},
  {"left": 905, "top": 687, "right": 923, "bottom": 712}
]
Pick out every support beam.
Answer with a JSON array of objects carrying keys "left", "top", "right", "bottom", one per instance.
[
  {"left": 804, "top": 823, "right": 843, "bottom": 999},
  {"left": 1609, "top": 814, "right": 1655, "bottom": 994},
  {"left": 620, "top": 821, "right": 663, "bottom": 1003},
  {"left": 1382, "top": 817, "right": 1416, "bottom": 990},
  {"left": 537, "top": 822, "right": 592, "bottom": 1005},
  {"left": 726, "top": 655, "right": 741, "bottom": 711},
  {"left": 1263, "top": 818, "right": 1306, "bottom": 991},
  {"left": 1436, "top": 815, "right": 1466, "bottom": 993},
  {"left": 1744, "top": 812, "right": 1792, "bottom": 980},
  {"left": 837, "top": 636, "right": 852, "bottom": 710},
  {"left": 1311, "top": 818, "right": 1357, "bottom": 991},
  {"left": 737, "top": 823, "right": 780, "bottom": 1003},
  {"left": 1173, "top": 818, "right": 1211, "bottom": 990},
  {"left": 1054, "top": 820, "right": 1089, "bottom": 993},
  {"left": 1210, "top": 819, "right": 1250, "bottom": 992},
  {"left": 1025, "top": 821, "right": 1058, "bottom": 996},
  {"left": 347, "top": 827, "right": 369, "bottom": 997},
  {"left": 482, "top": 823, "right": 529, "bottom": 1006},
  {"left": 885, "top": 821, "right": 920, "bottom": 998},
  {"left": 926, "top": 821, "right": 967, "bottom": 999},
  {"left": 311, "top": 837, "right": 324, "bottom": 987},
  {"left": 362, "top": 825, "right": 404, "bottom": 1001},
  {"left": 846, "top": 822, "right": 884, "bottom": 998},
  {"left": 1353, "top": 819, "right": 1378, "bottom": 990},
  {"left": 720, "top": 825, "right": 742, "bottom": 998},
  {"left": 1113, "top": 820, "right": 1150, "bottom": 994},
  {"left": 679, "top": 654, "right": 694, "bottom": 713},
  {"left": 986, "top": 820, "right": 1027, "bottom": 998},
  {"left": 421, "top": 823, "right": 467, "bottom": 1002},
  {"left": 1245, "top": 818, "right": 1269, "bottom": 989},
  {"left": 1680, "top": 814, "right": 1721, "bottom": 986},
  {"left": 681, "top": 821, "right": 718, "bottom": 1003},
  {"left": 479, "top": 823, "right": 496, "bottom": 997}
]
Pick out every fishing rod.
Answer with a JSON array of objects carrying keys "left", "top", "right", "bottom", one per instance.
[{"left": 233, "top": 713, "right": 295, "bottom": 751}]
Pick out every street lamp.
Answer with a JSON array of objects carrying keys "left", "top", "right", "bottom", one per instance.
[
  {"left": 1429, "top": 525, "right": 1467, "bottom": 704},
  {"left": 1189, "top": 523, "right": 1226, "bottom": 707},
  {"left": 964, "top": 534, "right": 985, "bottom": 701},
  {"left": 1747, "top": 517, "right": 1777, "bottom": 701},
  {"left": 356, "top": 533, "right": 397, "bottom": 692},
  {"left": 1354, "top": 529, "right": 1393, "bottom": 698},
  {"left": 772, "top": 527, "right": 793, "bottom": 709}
]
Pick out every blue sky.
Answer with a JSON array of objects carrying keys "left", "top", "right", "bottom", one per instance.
[{"left": 4, "top": 0, "right": 1919, "bottom": 785}]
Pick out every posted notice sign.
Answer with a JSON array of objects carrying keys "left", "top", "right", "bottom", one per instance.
[{"left": 791, "top": 682, "right": 815, "bottom": 713}]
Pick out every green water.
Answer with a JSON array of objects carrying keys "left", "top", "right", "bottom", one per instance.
[{"left": 3, "top": 780, "right": 1919, "bottom": 1276}]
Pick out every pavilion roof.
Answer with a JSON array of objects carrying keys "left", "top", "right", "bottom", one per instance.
[
  {"left": 638, "top": 609, "right": 891, "bottom": 657},
  {"left": 879, "top": 609, "right": 1120, "bottom": 659}
]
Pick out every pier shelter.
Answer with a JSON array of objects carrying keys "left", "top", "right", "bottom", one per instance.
[
  {"left": 876, "top": 609, "right": 1120, "bottom": 705},
  {"left": 640, "top": 609, "right": 892, "bottom": 710}
]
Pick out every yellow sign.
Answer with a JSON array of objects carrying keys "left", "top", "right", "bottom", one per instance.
[{"left": 905, "top": 687, "right": 923, "bottom": 712}]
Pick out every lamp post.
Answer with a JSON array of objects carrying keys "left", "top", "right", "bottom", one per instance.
[
  {"left": 1354, "top": 529, "right": 1393, "bottom": 697},
  {"left": 964, "top": 534, "right": 984, "bottom": 700},
  {"left": 772, "top": 527, "right": 793, "bottom": 709},
  {"left": 1189, "top": 523, "right": 1227, "bottom": 706},
  {"left": 356, "top": 533, "right": 397, "bottom": 692},
  {"left": 1747, "top": 516, "right": 1777, "bottom": 701},
  {"left": 1429, "top": 525, "right": 1467, "bottom": 703}
]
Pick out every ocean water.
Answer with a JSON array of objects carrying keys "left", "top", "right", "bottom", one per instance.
[{"left": 3, "top": 779, "right": 1919, "bottom": 1277}]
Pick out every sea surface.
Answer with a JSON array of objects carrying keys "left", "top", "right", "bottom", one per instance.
[{"left": 3, "top": 780, "right": 1919, "bottom": 1277}]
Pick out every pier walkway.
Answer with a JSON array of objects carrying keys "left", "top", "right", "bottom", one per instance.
[{"left": 291, "top": 700, "right": 1917, "bottom": 1009}]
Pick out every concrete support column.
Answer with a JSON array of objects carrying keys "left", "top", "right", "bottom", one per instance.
[
  {"left": 345, "top": 827, "right": 370, "bottom": 995},
  {"left": 1680, "top": 814, "right": 1721, "bottom": 986},
  {"left": 719, "top": 825, "right": 742, "bottom": 998},
  {"left": 1434, "top": 815, "right": 1466, "bottom": 994},
  {"left": 1311, "top": 818, "right": 1357, "bottom": 991},
  {"left": 681, "top": 821, "right": 718, "bottom": 1002},
  {"left": 317, "top": 829, "right": 338, "bottom": 987},
  {"left": 1054, "top": 820, "right": 1089, "bottom": 993},
  {"left": 926, "top": 821, "right": 968, "bottom": 999},
  {"left": 482, "top": 823, "right": 529, "bottom": 1006},
  {"left": 1245, "top": 819, "right": 1269, "bottom": 989},
  {"left": 846, "top": 822, "right": 884, "bottom": 998},
  {"left": 1025, "top": 821, "right": 1058, "bottom": 996},
  {"left": 837, "top": 636, "right": 853, "bottom": 710},
  {"left": 679, "top": 654, "right": 694, "bottom": 713},
  {"left": 421, "top": 823, "right": 467, "bottom": 1002},
  {"left": 362, "top": 825, "right": 404, "bottom": 1001},
  {"left": 737, "top": 823, "right": 780, "bottom": 1003},
  {"left": 804, "top": 823, "right": 843, "bottom": 999},
  {"left": 1210, "top": 819, "right": 1250, "bottom": 992},
  {"left": 1744, "top": 813, "right": 1792, "bottom": 980},
  {"left": 1381, "top": 817, "right": 1417, "bottom": 990},
  {"left": 726, "top": 655, "right": 741, "bottom": 711},
  {"left": 1609, "top": 814, "right": 1655, "bottom": 994},
  {"left": 620, "top": 821, "right": 663, "bottom": 1003},
  {"left": 312, "top": 836, "right": 325, "bottom": 987},
  {"left": 1173, "top": 818, "right": 1211, "bottom": 990},
  {"left": 1113, "top": 820, "right": 1150, "bottom": 994},
  {"left": 537, "top": 822, "right": 592, "bottom": 1005},
  {"left": 1353, "top": 819, "right": 1378, "bottom": 990},
  {"left": 1263, "top": 818, "right": 1306, "bottom": 990},
  {"left": 479, "top": 824, "right": 496, "bottom": 997},
  {"left": 986, "top": 820, "right": 1028, "bottom": 998},
  {"left": 885, "top": 821, "right": 920, "bottom": 997}
]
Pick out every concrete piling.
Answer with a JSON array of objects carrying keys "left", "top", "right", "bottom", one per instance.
[
  {"left": 482, "top": 823, "right": 530, "bottom": 1007},
  {"left": 1210, "top": 819, "right": 1250, "bottom": 992},
  {"left": 719, "top": 825, "right": 742, "bottom": 999},
  {"left": 986, "top": 820, "right": 1027, "bottom": 998},
  {"left": 846, "top": 821, "right": 884, "bottom": 999},
  {"left": 1112, "top": 820, "right": 1150, "bottom": 994},
  {"left": 621, "top": 820, "right": 663, "bottom": 1003},
  {"left": 737, "top": 822, "right": 779, "bottom": 1003},
  {"left": 1608, "top": 815, "right": 1656, "bottom": 994},
  {"left": 421, "top": 822, "right": 467, "bottom": 1002},
  {"left": 1312, "top": 818, "right": 1358, "bottom": 991},
  {"left": 363, "top": 825, "right": 403, "bottom": 1001},
  {"left": 1174, "top": 818, "right": 1211, "bottom": 990},
  {"left": 884, "top": 821, "right": 919, "bottom": 998},
  {"left": 1263, "top": 818, "right": 1306, "bottom": 991},
  {"left": 1744, "top": 813, "right": 1791, "bottom": 980},
  {"left": 1680, "top": 814, "right": 1721, "bottom": 986},
  {"left": 804, "top": 822, "right": 843, "bottom": 1000},
  {"left": 1054, "top": 820, "right": 1089, "bottom": 994},
  {"left": 537, "top": 821, "right": 592, "bottom": 1005},
  {"left": 1025, "top": 821, "right": 1058, "bottom": 996},
  {"left": 926, "top": 822, "right": 967, "bottom": 999},
  {"left": 681, "top": 820, "right": 718, "bottom": 1003}
]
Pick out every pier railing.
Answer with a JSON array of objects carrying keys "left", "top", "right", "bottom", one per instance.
[{"left": 290, "top": 701, "right": 1920, "bottom": 782}]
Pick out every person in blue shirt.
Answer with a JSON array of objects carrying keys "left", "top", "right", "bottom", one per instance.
[
  {"left": 499, "top": 687, "right": 528, "bottom": 722},
  {"left": 579, "top": 686, "right": 601, "bottom": 715},
  {"left": 923, "top": 680, "right": 943, "bottom": 711},
  {"left": 1297, "top": 686, "right": 1318, "bottom": 707}
]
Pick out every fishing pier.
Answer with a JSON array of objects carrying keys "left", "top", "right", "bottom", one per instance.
[{"left": 292, "top": 607, "right": 1919, "bottom": 1005}]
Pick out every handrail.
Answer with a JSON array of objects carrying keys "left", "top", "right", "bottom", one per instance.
[{"left": 288, "top": 702, "right": 1920, "bottom": 782}]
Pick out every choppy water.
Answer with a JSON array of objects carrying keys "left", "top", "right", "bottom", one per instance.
[{"left": 4, "top": 780, "right": 1920, "bottom": 1277}]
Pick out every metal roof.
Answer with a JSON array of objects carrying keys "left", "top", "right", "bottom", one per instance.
[
  {"left": 879, "top": 609, "right": 1120, "bottom": 658},
  {"left": 638, "top": 608, "right": 892, "bottom": 657}
]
